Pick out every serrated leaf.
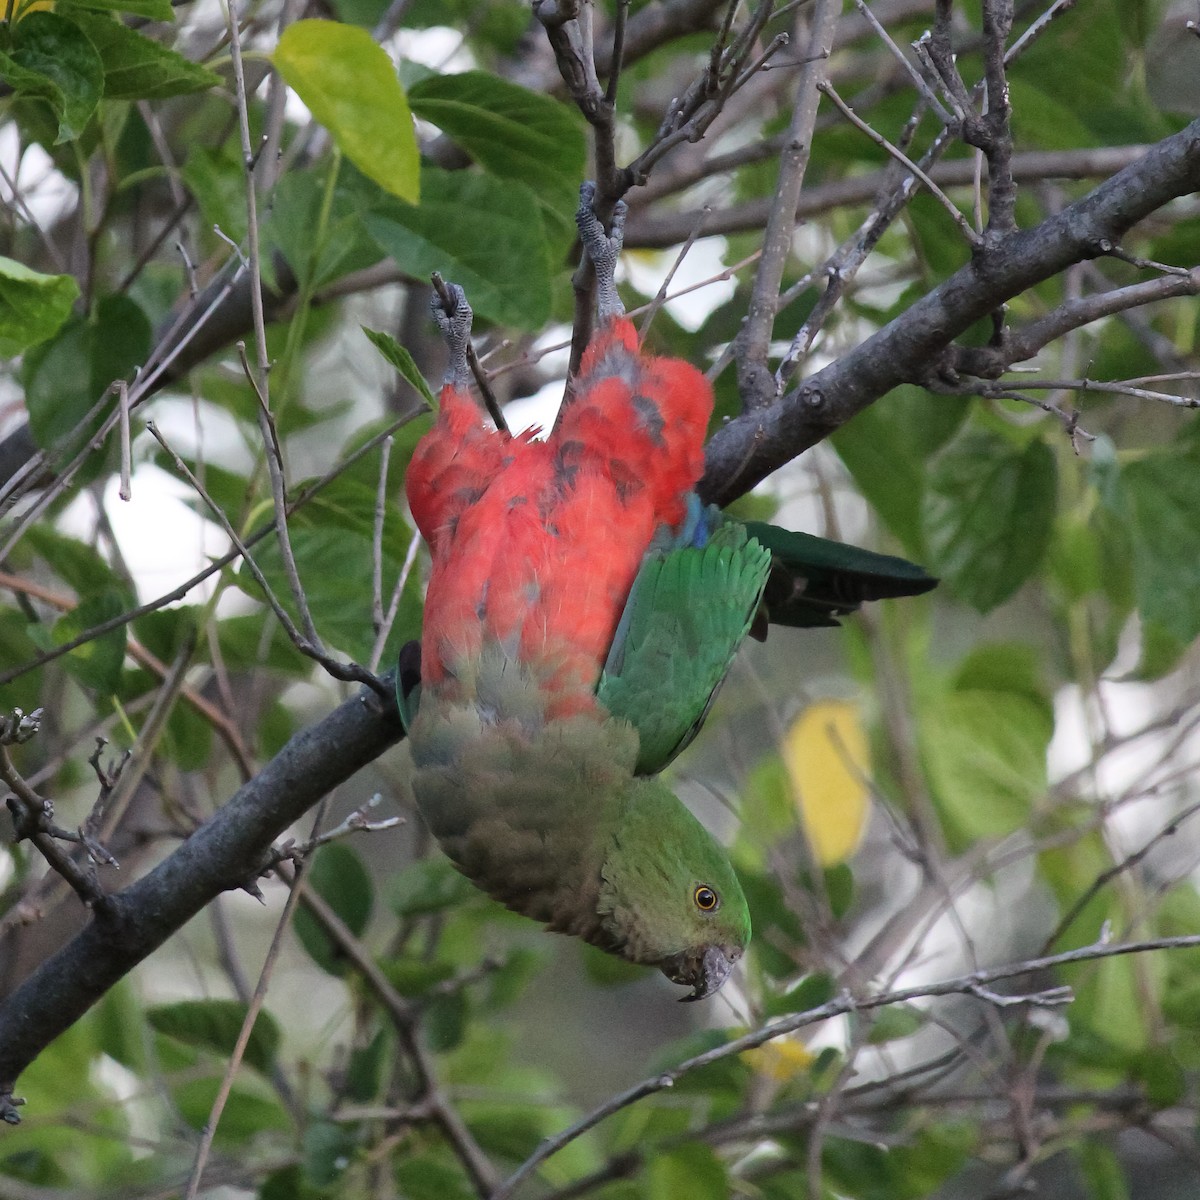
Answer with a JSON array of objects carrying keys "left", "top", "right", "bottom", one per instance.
[
  {"left": 71, "top": 12, "right": 220, "bottom": 100},
  {"left": 293, "top": 842, "right": 375, "bottom": 976},
  {"left": 0, "top": 256, "right": 79, "bottom": 356},
  {"left": 408, "top": 70, "right": 584, "bottom": 232},
  {"left": 364, "top": 168, "right": 552, "bottom": 329},
  {"left": 922, "top": 431, "right": 1057, "bottom": 611},
  {"left": 362, "top": 327, "right": 437, "bottom": 407},
  {"left": 273, "top": 19, "right": 419, "bottom": 203},
  {"left": 2, "top": 11, "right": 104, "bottom": 143},
  {"left": 147, "top": 999, "right": 281, "bottom": 1075}
]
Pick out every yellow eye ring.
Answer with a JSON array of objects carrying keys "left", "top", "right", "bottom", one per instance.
[{"left": 694, "top": 885, "right": 719, "bottom": 912}]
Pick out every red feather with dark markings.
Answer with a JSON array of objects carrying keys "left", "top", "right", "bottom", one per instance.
[{"left": 405, "top": 315, "right": 712, "bottom": 716}]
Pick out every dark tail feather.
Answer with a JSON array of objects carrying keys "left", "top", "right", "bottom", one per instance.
[{"left": 744, "top": 522, "right": 937, "bottom": 633}]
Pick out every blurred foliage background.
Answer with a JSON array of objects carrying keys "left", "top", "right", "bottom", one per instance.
[{"left": 4, "top": 1, "right": 1200, "bottom": 1197}]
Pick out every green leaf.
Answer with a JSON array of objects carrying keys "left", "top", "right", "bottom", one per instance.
[
  {"left": 71, "top": 12, "right": 220, "bottom": 100},
  {"left": 248, "top": 520, "right": 420, "bottom": 668},
  {"left": 1075, "top": 1141, "right": 1130, "bottom": 1200},
  {"left": 147, "top": 999, "right": 281, "bottom": 1075},
  {"left": 362, "top": 327, "right": 437, "bottom": 407},
  {"left": 293, "top": 842, "right": 375, "bottom": 976},
  {"left": 922, "top": 431, "right": 1057, "bottom": 611},
  {"left": 49, "top": 590, "right": 129, "bottom": 694},
  {"left": 23, "top": 293, "right": 150, "bottom": 456},
  {"left": 173, "top": 1077, "right": 290, "bottom": 1144},
  {"left": 394, "top": 1157, "right": 477, "bottom": 1200},
  {"left": 364, "top": 168, "right": 553, "bottom": 329},
  {"left": 0, "top": 256, "right": 79, "bottom": 356},
  {"left": 303, "top": 1121, "right": 356, "bottom": 1185},
  {"left": 273, "top": 19, "right": 419, "bottom": 203},
  {"left": 832, "top": 385, "right": 968, "bottom": 557},
  {"left": 922, "top": 644, "right": 1053, "bottom": 849},
  {"left": 580, "top": 941, "right": 650, "bottom": 987},
  {"left": 181, "top": 144, "right": 248, "bottom": 245},
  {"left": 60, "top": 0, "right": 175, "bottom": 20},
  {"left": 425, "top": 990, "right": 468, "bottom": 1052},
  {"left": 648, "top": 1144, "right": 728, "bottom": 1200},
  {"left": 381, "top": 955, "right": 456, "bottom": 996},
  {"left": 1121, "top": 446, "right": 1200, "bottom": 644},
  {"left": 389, "top": 856, "right": 474, "bottom": 917},
  {"left": 867, "top": 1004, "right": 925, "bottom": 1044},
  {"left": 408, "top": 70, "right": 584, "bottom": 233},
  {"left": 2, "top": 12, "right": 104, "bottom": 143},
  {"left": 765, "top": 972, "right": 836, "bottom": 1018},
  {"left": 264, "top": 169, "right": 384, "bottom": 290}
]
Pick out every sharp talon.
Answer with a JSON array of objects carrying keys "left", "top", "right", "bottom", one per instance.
[
  {"left": 576, "top": 181, "right": 626, "bottom": 322},
  {"left": 431, "top": 282, "right": 473, "bottom": 390}
]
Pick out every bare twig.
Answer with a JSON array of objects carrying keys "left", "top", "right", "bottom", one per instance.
[
  {"left": 495, "top": 932, "right": 1200, "bottom": 1198},
  {"left": 817, "top": 80, "right": 982, "bottom": 247},
  {"left": 146, "top": 421, "right": 384, "bottom": 693},
  {"left": 372, "top": 435, "right": 394, "bottom": 638},
  {"left": 0, "top": 414, "right": 419, "bottom": 689},
  {"left": 735, "top": 0, "right": 839, "bottom": 411}
]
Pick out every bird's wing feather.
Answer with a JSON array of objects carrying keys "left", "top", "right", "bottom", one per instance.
[{"left": 598, "top": 524, "right": 771, "bottom": 774}]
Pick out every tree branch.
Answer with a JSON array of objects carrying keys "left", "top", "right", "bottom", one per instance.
[
  {"left": 494, "top": 931, "right": 1200, "bottom": 1198},
  {"left": 0, "top": 681, "right": 404, "bottom": 1121},
  {"left": 698, "top": 115, "right": 1200, "bottom": 506}
]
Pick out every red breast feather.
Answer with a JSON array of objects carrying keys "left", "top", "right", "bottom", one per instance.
[{"left": 407, "top": 317, "right": 712, "bottom": 714}]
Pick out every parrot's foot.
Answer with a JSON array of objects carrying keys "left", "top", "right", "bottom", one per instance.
[
  {"left": 430, "top": 281, "right": 473, "bottom": 390},
  {"left": 576, "top": 181, "right": 627, "bottom": 322}
]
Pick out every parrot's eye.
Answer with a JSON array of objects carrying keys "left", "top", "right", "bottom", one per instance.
[{"left": 693, "top": 885, "right": 719, "bottom": 912}]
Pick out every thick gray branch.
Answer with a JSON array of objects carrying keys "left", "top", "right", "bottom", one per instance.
[
  {"left": 0, "top": 683, "right": 403, "bottom": 1103},
  {"left": 698, "top": 116, "right": 1200, "bottom": 506}
]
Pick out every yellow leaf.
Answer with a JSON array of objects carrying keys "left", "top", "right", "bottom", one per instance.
[
  {"left": 783, "top": 699, "right": 870, "bottom": 865},
  {"left": 273, "top": 20, "right": 420, "bottom": 204},
  {"left": 742, "top": 1037, "right": 814, "bottom": 1081}
]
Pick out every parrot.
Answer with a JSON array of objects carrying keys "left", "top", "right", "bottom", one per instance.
[{"left": 401, "top": 183, "right": 935, "bottom": 1000}]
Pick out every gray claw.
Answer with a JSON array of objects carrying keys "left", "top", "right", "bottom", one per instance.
[
  {"left": 431, "top": 282, "right": 473, "bottom": 389},
  {"left": 576, "top": 181, "right": 627, "bottom": 321}
]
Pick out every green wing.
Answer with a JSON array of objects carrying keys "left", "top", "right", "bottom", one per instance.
[
  {"left": 743, "top": 521, "right": 937, "bottom": 629},
  {"left": 598, "top": 524, "right": 772, "bottom": 775}
]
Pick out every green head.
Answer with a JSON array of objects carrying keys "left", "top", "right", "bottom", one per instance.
[{"left": 595, "top": 780, "right": 750, "bottom": 1001}]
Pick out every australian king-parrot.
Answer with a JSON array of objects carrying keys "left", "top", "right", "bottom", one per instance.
[{"left": 401, "top": 183, "right": 935, "bottom": 1000}]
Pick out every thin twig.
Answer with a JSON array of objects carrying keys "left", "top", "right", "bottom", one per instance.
[
  {"left": 735, "top": 0, "right": 839, "bottom": 410},
  {"left": 0, "top": 414, "right": 418, "bottom": 690},
  {"left": 146, "top": 421, "right": 383, "bottom": 691},
  {"left": 372, "top": 436, "right": 394, "bottom": 638},
  {"left": 494, "top": 931, "right": 1200, "bottom": 1198},
  {"left": 818, "top": 81, "right": 982, "bottom": 247},
  {"left": 183, "top": 814, "right": 318, "bottom": 1199}
]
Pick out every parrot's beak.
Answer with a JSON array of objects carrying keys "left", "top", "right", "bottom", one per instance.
[{"left": 662, "top": 945, "right": 738, "bottom": 1001}]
